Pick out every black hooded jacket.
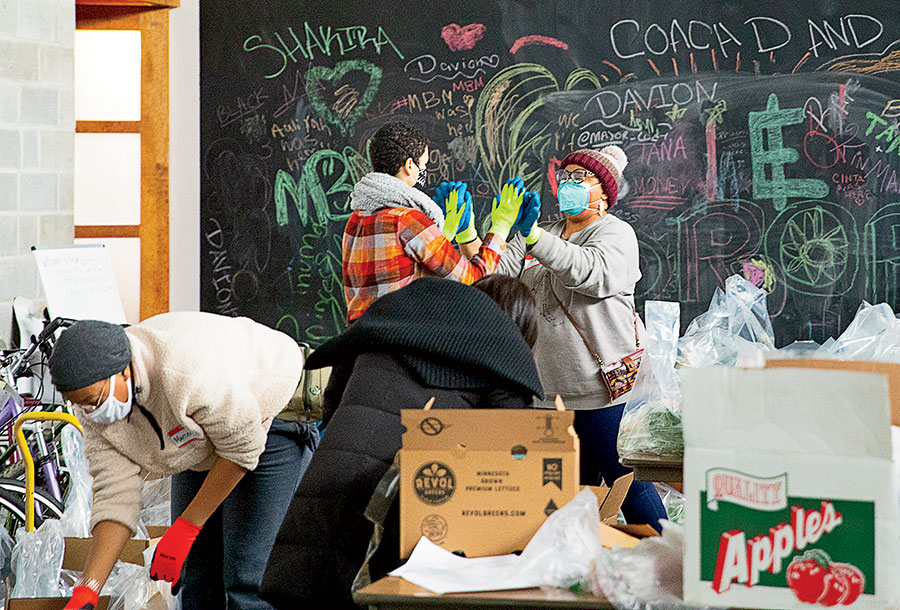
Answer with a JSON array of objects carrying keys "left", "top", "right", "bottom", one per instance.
[{"left": 260, "top": 278, "right": 542, "bottom": 608}]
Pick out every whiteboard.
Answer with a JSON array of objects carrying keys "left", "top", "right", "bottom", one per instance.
[{"left": 33, "top": 245, "right": 127, "bottom": 324}]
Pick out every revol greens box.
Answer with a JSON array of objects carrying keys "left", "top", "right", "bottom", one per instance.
[{"left": 400, "top": 407, "right": 579, "bottom": 559}]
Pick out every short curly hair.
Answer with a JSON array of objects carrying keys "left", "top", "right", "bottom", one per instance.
[{"left": 370, "top": 122, "right": 428, "bottom": 176}]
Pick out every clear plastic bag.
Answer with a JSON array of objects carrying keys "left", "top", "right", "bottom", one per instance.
[
  {"left": 816, "top": 301, "right": 900, "bottom": 362},
  {"left": 10, "top": 518, "right": 65, "bottom": 597},
  {"left": 677, "top": 274, "right": 774, "bottom": 368},
  {"left": 517, "top": 487, "right": 606, "bottom": 589},
  {"left": 138, "top": 477, "right": 172, "bottom": 530},
  {"left": 618, "top": 301, "right": 683, "bottom": 458},
  {"left": 587, "top": 520, "right": 712, "bottom": 610},
  {"left": 60, "top": 425, "right": 93, "bottom": 537},
  {"left": 771, "top": 340, "right": 823, "bottom": 359},
  {"left": 655, "top": 484, "right": 684, "bottom": 526},
  {"left": 104, "top": 545, "right": 178, "bottom": 610},
  {"left": 0, "top": 526, "right": 14, "bottom": 603}
]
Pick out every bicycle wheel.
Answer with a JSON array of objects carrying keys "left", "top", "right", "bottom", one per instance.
[
  {"left": 0, "top": 477, "right": 65, "bottom": 525},
  {"left": 0, "top": 486, "right": 30, "bottom": 537}
]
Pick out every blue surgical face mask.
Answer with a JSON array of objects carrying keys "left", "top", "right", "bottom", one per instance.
[
  {"left": 84, "top": 375, "right": 133, "bottom": 425},
  {"left": 557, "top": 182, "right": 599, "bottom": 215}
]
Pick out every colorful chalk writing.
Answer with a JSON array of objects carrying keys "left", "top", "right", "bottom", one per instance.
[
  {"left": 749, "top": 93, "right": 829, "bottom": 211},
  {"left": 243, "top": 23, "right": 403, "bottom": 79},
  {"left": 201, "top": 1, "right": 900, "bottom": 347},
  {"left": 765, "top": 201, "right": 859, "bottom": 297}
]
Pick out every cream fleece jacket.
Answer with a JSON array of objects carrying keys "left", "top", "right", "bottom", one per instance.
[{"left": 82, "top": 312, "right": 303, "bottom": 534}]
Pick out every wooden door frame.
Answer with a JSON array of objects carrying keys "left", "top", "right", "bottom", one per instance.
[{"left": 75, "top": 6, "right": 171, "bottom": 319}]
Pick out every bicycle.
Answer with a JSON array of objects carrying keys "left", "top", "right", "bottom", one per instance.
[{"left": 0, "top": 317, "right": 77, "bottom": 535}]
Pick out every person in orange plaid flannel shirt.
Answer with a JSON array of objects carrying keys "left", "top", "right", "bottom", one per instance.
[{"left": 342, "top": 121, "right": 529, "bottom": 321}]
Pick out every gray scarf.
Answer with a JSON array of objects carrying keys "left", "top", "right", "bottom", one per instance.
[{"left": 350, "top": 172, "right": 444, "bottom": 231}]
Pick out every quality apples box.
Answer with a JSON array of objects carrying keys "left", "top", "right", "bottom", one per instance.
[
  {"left": 399, "top": 406, "right": 580, "bottom": 559},
  {"left": 682, "top": 367, "right": 899, "bottom": 610}
]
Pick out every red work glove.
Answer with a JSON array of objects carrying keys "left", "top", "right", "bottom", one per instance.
[
  {"left": 63, "top": 586, "right": 98, "bottom": 610},
  {"left": 149, "top": 516, "right": 202, "bottom": 593}
]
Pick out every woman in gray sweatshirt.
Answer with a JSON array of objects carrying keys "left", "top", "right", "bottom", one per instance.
[{"left": 497, "top": 145, "right": 667, "bottom": 531}]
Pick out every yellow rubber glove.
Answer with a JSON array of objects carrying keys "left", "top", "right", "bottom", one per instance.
[
  {"left": 456, "top": 208, "right": 478, "bottom": 244},
  {"left": 489, "top": 177, "right": 526, "bottom": 240},
  {"left": 441, "top": 189, "right": 465, "bottom": 242}
]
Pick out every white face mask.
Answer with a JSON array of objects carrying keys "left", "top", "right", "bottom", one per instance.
[{"left": 84, "top": 375, "right": 133, "bottom": 424}]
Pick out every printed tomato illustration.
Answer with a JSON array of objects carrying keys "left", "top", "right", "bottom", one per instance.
[
  {"left": 831, "top": 563, "right": 865, "bottom": 605},
  {"left": 786, "top": 549, "right": 865, "bottom": 606},
  {"left": 787, "top": 551, "right": 828, "bottom": 603}
]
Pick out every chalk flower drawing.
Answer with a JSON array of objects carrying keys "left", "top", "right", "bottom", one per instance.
[{"left": 781, "top": 207, "right": 849, "bottom": 286}]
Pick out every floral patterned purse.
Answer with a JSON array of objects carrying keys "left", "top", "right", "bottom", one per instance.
[{"left": 549, "top": 286, "right": 643, "bottom": 402}]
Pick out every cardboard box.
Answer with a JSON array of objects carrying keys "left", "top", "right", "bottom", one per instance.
[
  {"left": 6, "top": 526, "right": 168, "bottom": 610},
  {"left": 584, "top": 475, "right": 634, "bottom": 525},
  {"left": 6, "top": 597, "right": 111, "bottom": 610},
  {"left": 682, "top": 367, "right": 899, "bottom": 610},
  {"left": 400, "top": 407, "right": 580, "bottom": 558},
  {"left": 62, "top": 526, "right": 167, "bottom": 571},
  {"left": 5, "top": 595, "right": 164, "bottom": 610},
  {"left": 767, "top": 358, "right": 900, "bottom": 426}
]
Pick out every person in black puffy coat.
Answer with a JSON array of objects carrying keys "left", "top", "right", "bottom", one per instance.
[{"left": 260, "top": 275, "right": 542, "bottom": 609}]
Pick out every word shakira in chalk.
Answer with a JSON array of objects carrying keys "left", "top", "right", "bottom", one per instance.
[{"left": 244, "top": 22, "right": 404, "bottom": 79}]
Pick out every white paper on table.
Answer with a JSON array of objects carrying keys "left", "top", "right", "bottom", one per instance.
[
  {"left": 390, "top": 487, "right": 605, "bottom": 594},
  {"left": 389, "top": 538, "right": 529, "bottom": 594}
]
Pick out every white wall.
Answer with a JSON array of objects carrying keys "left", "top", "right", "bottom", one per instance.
[
  {"left": 168, "top": 0, "right": 200, "bottom": 311},
  {"left": 0, "top": 0, "right": 75, "bottom": 344}
]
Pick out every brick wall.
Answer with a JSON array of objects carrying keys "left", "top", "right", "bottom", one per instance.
[{"left": 0, "top": 0, "right": 75, "bottom": 344}]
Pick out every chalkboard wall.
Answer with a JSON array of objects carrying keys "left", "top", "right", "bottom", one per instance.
[{"left": 200, "top": 1, "right": 900, "bottom": 346}]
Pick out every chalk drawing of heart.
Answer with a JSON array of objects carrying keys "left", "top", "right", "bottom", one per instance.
[
  {"left": 305, "top": 60, "right": 383, "bottom": 136},
  {"left": 441, "top": 23, "right": 487, "bottom": 52}
]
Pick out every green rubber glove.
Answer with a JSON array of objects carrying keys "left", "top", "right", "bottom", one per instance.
[
  {"left": 489, "top": 178, "right": 526, "bottom": 240},
  {"left": 457, "top": 206, "right": 478, "bottom": 244},
  {"left": 441, "top": 189, "right": 465, "bottom": 242}
]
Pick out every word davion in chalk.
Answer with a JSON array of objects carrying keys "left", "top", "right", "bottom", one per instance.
[{"left": 244, "top": 22, "right": 404, "bottom": 79}]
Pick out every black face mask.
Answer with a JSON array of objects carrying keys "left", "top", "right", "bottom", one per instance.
[{"left": 415, "top": 164, "right": 427, "bottom": 188}]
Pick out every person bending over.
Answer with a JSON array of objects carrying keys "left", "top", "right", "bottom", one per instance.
[{"left": 52, "top": 313, "right": 318, "bottom": 610}]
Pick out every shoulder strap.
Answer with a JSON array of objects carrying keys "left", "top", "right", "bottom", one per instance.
[
  {"left": 547, "top": 283, "right": 641, "bottom": 366},
  {"left": 548, "top": 282, "right": 607, "bottom": 367}
]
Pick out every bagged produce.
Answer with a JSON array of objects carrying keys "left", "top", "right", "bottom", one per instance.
[
  {"left": 618, "top": 301, "right": 682, "bottom": 458},
  {"left": 816, "top": 301, "right": 900, "bottom": 362},
  {"left": 677, "top": 274, "right": 774, "bottom": 368},
  {"left": 587, "top": 521, "right": 710, "bottom": 610}
]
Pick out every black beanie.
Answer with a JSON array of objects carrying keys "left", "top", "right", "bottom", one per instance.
[{"left": 49, "top": 320, "right": 132, "bottom": 393}]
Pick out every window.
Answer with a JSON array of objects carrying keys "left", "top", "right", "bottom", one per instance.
[{"left": 74, "top": 4, "right": 174, "bottom": 322}]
